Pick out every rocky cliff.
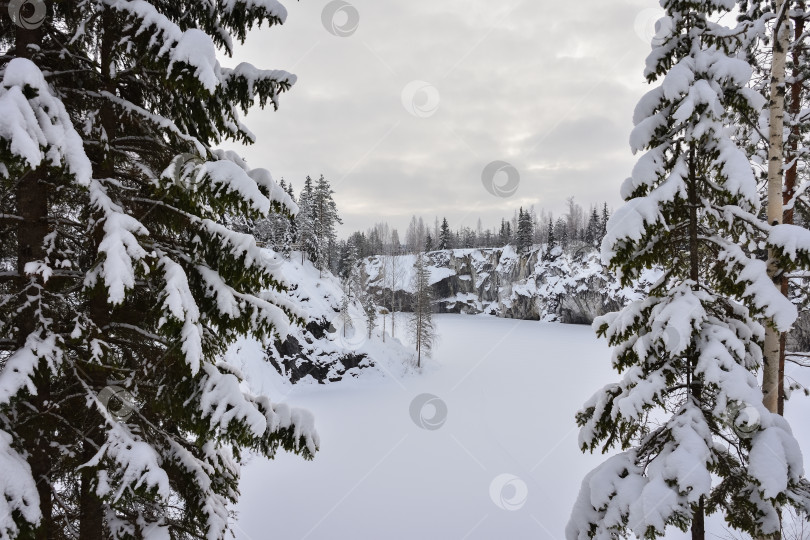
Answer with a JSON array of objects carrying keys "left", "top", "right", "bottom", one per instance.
[
  {"left": 363, "top": 245, "right": 658, "bottom": 324},
  {"left": 261, "top": 255, "right": 415, "bottom": 384}
]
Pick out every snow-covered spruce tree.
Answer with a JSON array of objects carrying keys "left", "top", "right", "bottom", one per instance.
[
  {"left": 544, "top": 216, "right": 558, "bottom": 261},
  {"left": 253, "top": 178, "right": 295, "bottom": 256},
  {"left": 567, "top": 2, "right": 810, "bottom": 539},
  {"left": 409, "top": 253, "right": 435, "bottom": 368},
  {"left": 586, "top": 207, "right": 601, "bottom": 248},
  {"left": 296, "top": 175, "right": 317, "bottom": 264},
  {"left": 439, "top": 217, "right": 451, "bottom": 250},
  {"left": 0, "top": 2, "right": 319, "bottom": 538},
  {"left": 424, "top": 233, "right": 434, "bottom": 252},
  {"left": 310, "top": 174, "right": 341, "bottom": 274},
  {"left": 600, "top": 203, "right": 610, "bottom": 242},
  {"left": 517, "top": 207, "right": 534, "bottom": 253},
  {"left": 554, "top": 217, "right": 568, "bottom": 248}
]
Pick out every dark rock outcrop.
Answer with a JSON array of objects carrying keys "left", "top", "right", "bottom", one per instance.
[{"left": 363, "top": 246, "right": 656, "bottom": 325}]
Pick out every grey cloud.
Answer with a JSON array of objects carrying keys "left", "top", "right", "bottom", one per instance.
[{"left": 223, "top": 0, "right": 656, "bottom": 234}]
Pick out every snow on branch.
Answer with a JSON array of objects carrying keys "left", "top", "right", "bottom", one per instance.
[
  {"left": 0, "top": 333, "right": 61, "bottom": 406},
  {"left": 769, "top": 223, "right": 810, "bottom": 265},
  {"left": 85, "top": 179, "right": 149, "bottom": 305},
  {"left": 0, "top": 58, "right": 91, "bottom": 183},
  {"left": 158, "top": 256, "right": 204, "bottom": 375},
  {"left": 0, "top": 431, "right": 40, "bottom": 539}
]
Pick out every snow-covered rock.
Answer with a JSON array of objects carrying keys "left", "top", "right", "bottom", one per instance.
[
  {"left": 363, "top": 245, "right": 659, "bottom": 324},
  {"left": 261, "top": 254, "right": 415, "bottom": 383}
]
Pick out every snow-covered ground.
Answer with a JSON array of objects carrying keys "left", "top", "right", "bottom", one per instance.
[{"left": 233, "top": 314, "right": 810, "bottom": 540}]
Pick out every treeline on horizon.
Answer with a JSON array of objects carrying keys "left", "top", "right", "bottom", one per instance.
[
  {"left": 247, "top": 177, "right": 615, "bottom": 278},
  {"left": 249, "top": 173, "right": 810, "bottom": 286}
]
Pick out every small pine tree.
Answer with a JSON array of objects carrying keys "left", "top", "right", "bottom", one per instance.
[
  {"left": 342, "top": 239, "right": 360, "bottom": 297},
  {"left": 554, "top": 217, "right": 568, "bottom": 249},
  {"left": 296, "top": 176, "right": 317, "bottom": 263},
  {"left": 409, "top": 253, "right": 436, "bottom": 367},
  {"left": 439, "top": 218, "right": 452, "bottom": 250},
  {"left": 585, "top": 206, "right": 600, "bottom": 248},
  {"left": 338, "top": 292, "right": 353, "bottom": 339},
  {"left": 313, "top": 175, "right": 342, "bottom": 274},
  {"left": 517, "top": 207, "right": 534, "bottom": 253},
  {"left": 363, "top": 294, "right": 377, "bottom": 339},
  {"left": 543, "top": 217, "right": 558, "bottom": 261},
  {"left": 600, "top": 202, "right": 609, "bottom": 241}
]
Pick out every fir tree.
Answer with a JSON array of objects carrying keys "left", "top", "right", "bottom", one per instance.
[
  {"left": 585, "top": 206, "right": 600, "bottom": 248},
  {"left": 296, "top": 176, "right": 317, "bottom": 264},
  {"left": 358, "top": 266, "right": 378, "bottom": 339},
  {"left": 409, "top": 253, "right": 435, "bottom": 368},
  {"left": 313, "top": 175, "right": 342, "bottom": 274},
  {"left": 554, "top": 217, "right": 568, "bottom": 249},
  {"left": 517, "top": 207, "right": 534, "bottom": 253},
  {"left": 543, "top": 217, "right": 558, "bottom": 261},
  {"left": 600, "top": 202, "right": 610, "bottom": 243},
  {"left": 0, "top": 3, "right": 318, "bottom": 538},
  {"left": 568, "top": 2, "right": 810, "bottom": 538},
  {"left": 439, "top": 218, "right": 452, "bottom": 250},
  {"left": 341, "top": 239, "right": 360, "bottom": 296}
]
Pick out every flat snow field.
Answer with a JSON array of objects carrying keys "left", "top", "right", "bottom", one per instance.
[{"left": 233, "top": 314, "right": 810, "bottom": 540}]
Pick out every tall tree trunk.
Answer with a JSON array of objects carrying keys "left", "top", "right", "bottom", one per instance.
[
  {"left": 760, "top": 4, "right": 790, "bottom": 540},
  {"left": 763, "top": 0, "right": 789, "bottom": 417},
  {"left": 692, "top": 497, "right": 705, "bottom": 540},
  {"left": 80, "top": 9, "right": 119, "bottom": 538},
  {"left": 15, "top": 19, "right": 54, "bottom": 540},
  {"left": 779, "top": 3, "right": 805, "bottom": 416},
  {"left": 688, "top": 143, "right": 705, "bottom": 540}
]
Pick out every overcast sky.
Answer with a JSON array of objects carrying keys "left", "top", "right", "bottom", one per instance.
[{"left": 222, "top": 0, "right": 665, "bottom": 236}]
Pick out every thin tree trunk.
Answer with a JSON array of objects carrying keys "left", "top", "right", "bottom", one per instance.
[
  {"left": 763, "top": 0, "right": 789, "bottom": 418},
  {"left": 761, "top": 4, "right": 789, "bottom": 540},
  {"left": 779, "top": 3, "right": 805, "bottom": 416},
  {"left": 390, "top": 255, "right": 396, "bottom": 339},
  {"left": 692, "top": 497, "right": 705, "bottom": 540},
  {"left": 15, "top": 19, "right": 54, "bottom": 540},
  {"left": 687, "top": 143, "right": 705, "bottom": 540}
]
